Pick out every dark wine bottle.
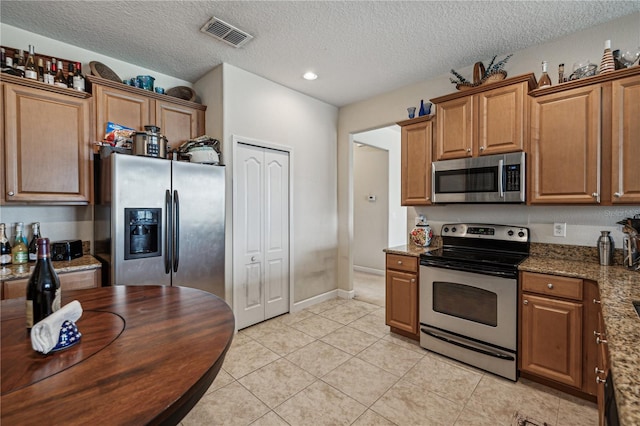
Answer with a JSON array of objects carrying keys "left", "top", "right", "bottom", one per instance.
[
  {"left": 26, "top": 238, "right": 61, "bottom": 330},
  {"left": 28, "top": 222, "right": 41, "bottom": 262},
  {"left": 0, "top": 223, "right": 12, "bottom": 267}
]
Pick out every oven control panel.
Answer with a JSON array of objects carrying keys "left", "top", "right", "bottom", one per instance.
[{"left": 441, "top": 223, "right": 529, "bottom": 242}]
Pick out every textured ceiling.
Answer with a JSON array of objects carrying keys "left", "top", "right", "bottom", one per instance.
[{"left": 1, "top": 1, "right": 639, "bottom": 106}]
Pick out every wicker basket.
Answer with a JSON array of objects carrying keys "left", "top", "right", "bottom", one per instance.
[
  {"left": 166, "top": 86, "right": 196, "bottom": 102},
  {"left": 456, "top": 70, "right": 507, "bottom": 91}
]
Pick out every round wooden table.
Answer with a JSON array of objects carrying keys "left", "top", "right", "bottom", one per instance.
[{"left": 1, "top": 286, "right": 235, "bottom": 425}]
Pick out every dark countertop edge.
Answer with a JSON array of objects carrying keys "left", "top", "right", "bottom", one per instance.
[{"left": 0, "top": 255, "right": 102, "bottom": 281}]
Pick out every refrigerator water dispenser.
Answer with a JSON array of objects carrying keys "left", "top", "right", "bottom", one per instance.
[{"left": 124, "top": 208, "right": 161, "bottom": 260}]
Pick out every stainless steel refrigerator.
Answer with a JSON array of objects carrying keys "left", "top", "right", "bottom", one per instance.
[{"left": 94, "top": 154, "right": 225, "bottom": 298}]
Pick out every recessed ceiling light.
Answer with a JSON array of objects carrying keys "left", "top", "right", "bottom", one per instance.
[{"left": 303, "top": 71, "right": 318, "bottom": 80}]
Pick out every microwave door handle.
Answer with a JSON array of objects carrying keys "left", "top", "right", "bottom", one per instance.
[
  {"left": 164, "top": 189, "right": 172, "bottom": 274},
  {"left": 498, "top": 159, "right": 505, "bottom": 198}
]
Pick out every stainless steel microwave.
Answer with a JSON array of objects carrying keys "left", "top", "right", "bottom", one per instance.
[{"left": 432, "top": 152, "right": 525, "bottom": 203}]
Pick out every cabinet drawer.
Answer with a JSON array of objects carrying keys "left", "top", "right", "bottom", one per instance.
[
  {"left": 521, "top": 272, "right": 583, "bottom": 300},
  {"left": 386, "top": 254, "right": 418, "bottom": 273},
  {"left": 1, "top": 269, "right": 100, "bottom": 300}
]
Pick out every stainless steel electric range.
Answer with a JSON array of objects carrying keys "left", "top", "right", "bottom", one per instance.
[{"left": 419, "top": 223, "right": 530, "bottom": 381}]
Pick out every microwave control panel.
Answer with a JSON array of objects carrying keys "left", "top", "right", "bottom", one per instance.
[{"left": 504, "top": 164, "right": 521, "bottom": 191}]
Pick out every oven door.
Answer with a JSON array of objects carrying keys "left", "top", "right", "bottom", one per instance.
[{"left": 419, "top": 266, "right": 517, "bottom": 351}]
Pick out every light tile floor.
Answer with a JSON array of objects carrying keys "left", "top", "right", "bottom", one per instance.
[{"left": 181, "top": 296, "right": 598, "bottom": 426}]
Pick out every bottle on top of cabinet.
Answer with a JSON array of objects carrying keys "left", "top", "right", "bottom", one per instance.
[
  {"left": 24, "top": 45, "right": 38, "bottom": 80},
  {"left": 537, "top": 61, "right": 552, "bottom": 89},
  {"left": 54, "top": 59, "right": 68, "bottom": 88}
]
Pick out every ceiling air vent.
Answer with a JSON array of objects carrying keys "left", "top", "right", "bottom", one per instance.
[{"left": 200, "top": 17, "right": 253, "bottom": 48}]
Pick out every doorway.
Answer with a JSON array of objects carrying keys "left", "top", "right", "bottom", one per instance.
[
  {"left": 351, "top": 126, "right": 406, "bottom": 306},
  {"left": 233, "top": 140, "right": 291, "bottom": 329}
]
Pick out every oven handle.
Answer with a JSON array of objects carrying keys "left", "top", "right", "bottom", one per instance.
[{"left": 421, "top": 328, "right": 514, "bottom": 361}]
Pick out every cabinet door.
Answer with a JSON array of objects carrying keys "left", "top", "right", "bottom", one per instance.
[
  {"left": 435, "top": 96, "right": 473, "bottom": 160},
  {"left": 595, "top": 308, "right": 609, "bottom": 426},
  {"left": 94, "top": 84, "right": 152, "bottom": 136},
  {"left": 155, "top": 100, "right": 203, "bottom": 149},
  {"left": 401, "top": 120, "right": 433, "bottom": 205},
  {"left": 385, "top": 269, "right": 418, "bottom": 335},
  {"left": 3, "top": 84, "right": 91, "bottom": 203},
  {"left": 477, "top": 81, "right": 526, "bottom": 156},
  {"left": 520, "top": 293, "right": 583, "bottom": 388},
  {"left": 1, "top": 269, "right": 100, "bottom": 300},
  {"left": 530, "top": 85, "right": 600, "bottom": 204},
  {"left": 611, "top": 74, "right": 640, "bottom": 204}
]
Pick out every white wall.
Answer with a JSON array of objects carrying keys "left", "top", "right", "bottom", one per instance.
[
  {"left": 353, "top": 145, "right": 388, "bottom": 272},
  {"left": 337, "top": 12, "right": 640, "bottom": 292},
  {"left": 196, "top": 64, "right": 339, "bottom": 305}
]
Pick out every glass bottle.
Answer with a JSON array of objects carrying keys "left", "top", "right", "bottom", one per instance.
[
  {"left": 37, "top": 57, "right": 45, "bottom": 82},
  {"left": 0, "top": 223, "right": 12, "bottom": 267},
  {"left": 12, "top": 222, "right": 29, "bottom": 265},
  {"left": 28, "top": 222, "right": 41, "bottom": 262},
  {"left": 13, "top": 51, "right": 25, "bottom": 77},
  {"left": 54, "top": 59, "right": 68, "bottom": 88},
  {"left": 0, "top": 47, "right": 5, "bottom": 69},
  {"left": 66, "top": 62, "right": 75, "bottom": 88},
  {"left": 24, "top": 45, "right": 38, "bottom": 80},
  {"left": 599, "top": 40, "right": 615, "bottom": 74},
  {"left": 73, "top": 62, "right": 85, "bottom": 92},
  {"left": 26, "top": 238, "right": 61, "bottom": 330},
  {"left": 537, "top": 61, "right": 552, "bottom": 89},
  {"left": 558, "top": 63, "right": 565, "bottom": 84},
  {"left": 45, "top": 60, "right": 55, "bottom": 85}
]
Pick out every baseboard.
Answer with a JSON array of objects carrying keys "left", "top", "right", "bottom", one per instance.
[
  {"left": 337, "top": 288, "right": 355, "bottom": 300},
  {"left": 353, "top": 265, "right": 385, "bottom": 276},
  {"left": 291, "top": 288, "right": 356, "bottom": 312}
]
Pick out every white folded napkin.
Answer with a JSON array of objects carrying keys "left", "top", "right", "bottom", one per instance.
[{"left": 30, "top": 300, "right": 83, "bottom": 354}]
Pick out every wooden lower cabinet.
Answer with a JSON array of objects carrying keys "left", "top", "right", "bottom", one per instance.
[
  {"left": 594, "top": 305, "right": 609, "bottom": 426},
  {"left": 385, "top": 253, "right": 419, "bottom": 340},
  {"left": 519, "top": 272, "right": 601, "bottom": 400},
  {"left": 1, "top": 268, "right": 101, "bottom": 300}
]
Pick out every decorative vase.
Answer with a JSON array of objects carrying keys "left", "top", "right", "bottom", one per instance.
[
  {"left": 599, "top": 40, "right": 615, "bottom": 74},
  {"left": 407, "top": 107, "right": 416, "bottom": 119},
  {"left": 410, "top": 217, "right": 433, "bottom": 247},
  {"left": 418, "top": 100, "right": 427, "bottom": 116}
]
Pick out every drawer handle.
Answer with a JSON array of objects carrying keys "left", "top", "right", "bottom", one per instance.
[
  {"left": 596, "top": 376, "right": 606, "bottom": 384},
  {"left": 595, "top": 366, "right": 604, "bottom": 375},
  {"left": 593, "top": 299, "right": 601, "bottom": 304},
  {"left": 523, "top": 300, "right": 528, "bottom": 305},
  {"left": 547, "top": 283, "right": 553, "bottom": 289},
  {"left": 596, "top": 336, "right": 608, "bottom": 345}
]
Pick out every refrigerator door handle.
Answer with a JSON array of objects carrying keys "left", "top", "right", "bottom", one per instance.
[
  {"left": 165, "top": 189, "right": 172, "bottom": 274},
  {"left": 173, "top": 189, "right": 180, "bottom": 273}
]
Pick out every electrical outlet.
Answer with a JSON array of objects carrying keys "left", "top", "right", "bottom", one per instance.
[{"left": 553, "top": 222, "right": 567, "bottom": 237}]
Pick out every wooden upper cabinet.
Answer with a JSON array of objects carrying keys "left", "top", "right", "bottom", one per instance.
[
  {"left": 89, "top": 75, "right": 206, "bottom": 150},
  {"left": 611, "top": 74, "right": 640, "bottom": 204},
  {"left": 529, "top": 85, "right": 601, "bottom": 204},
  {"left": 2, "top": 79, "right": 92, "bottom": 204},
  {"left": 432, "top": 73, "right": 535, "bottom": 161},
  {"left": 155, "top": 100, "right": 204, "bottom": 149},
  {"left": 399, "top": 116, "right": 434, "bottom": 205},
  {"left": 94, "top": 84, "right": 152, "bottom": 136},
  {"left": 435, "top": 96, "right": 473, "bottom": 160},
  {"left": 477, "top": 81, "right": 527, "bottom": 156}
]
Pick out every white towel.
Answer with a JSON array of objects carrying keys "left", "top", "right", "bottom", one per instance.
[{"left": 30, "top": 300, "right": 83, "bottom": 354}]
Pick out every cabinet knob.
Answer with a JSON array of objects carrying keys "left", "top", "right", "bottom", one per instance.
[
  {"left": 596, "top": 376, "right": 606, "bottom": 384},
  {"left": 479, "top": 146, "right": 485, "bottom": 151},
  {"left": 591, "top": 192, "right": 599, "bottom": 198},
  {"left": 594, "top": 330, "right": 601, "bottom": 337},
  {"left": 466, "top": 148, "right": 471, "bottom": 153},
  {"left": 593, "top": 298, "right": 601, "bottom": 304},
  {"left": 523, "top": 300, "right": 528, "bottom": 305},
  {"left": 595, "top": 366, "right": 605, "bottom": 375},
  {"left": 596, "top": 336, "right": 607, "bottom": 345},
  {"left": 547, "top": 283, "right": 553, "bottom": 289},
  {"left": 411, "top": 278, "right": 415, "bottom": 283},
  {"left": 614, "top": 192, "right": 621, "bottom": 197},
  {"left": 7, "top": 191, "right": 14, "bottom": 196},
  {"left": 397, "top": 261, "right": 402, "bottom": 265}
]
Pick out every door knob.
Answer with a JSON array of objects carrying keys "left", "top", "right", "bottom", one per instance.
[{"left": 251, "top": 256, "right": 256, "bottom": 262}]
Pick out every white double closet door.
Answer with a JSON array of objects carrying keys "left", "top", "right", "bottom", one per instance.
[{"left": 234, "top": 143, "right": 290, "bottom": 330}]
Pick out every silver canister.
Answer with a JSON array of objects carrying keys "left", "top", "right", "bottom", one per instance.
[{"left": 597, "top": 231, "right": 614, "bottom": 266}]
